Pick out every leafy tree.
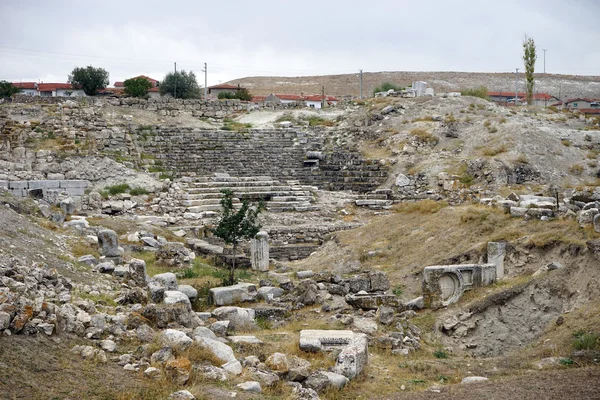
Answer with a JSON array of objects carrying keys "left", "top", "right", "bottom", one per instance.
[
  {"left": 522, "top": 34, "right": 537, "bottom": 105},
  {"left": 0, "top": 81, "right": 20, "bottom": 98},
  {"left": 159, "top": 70, "right": 201, "bottom": 99},
  {"left": 68, "top": 66, "right": 109, "bottom": 96},
  {"left": 373, "top": 82, "right": 401, "bottom": 96},
  {"left": 218, "top": 88, "right": 252, "bottom": 101},
  {"left": 124, "top": 76, "right": 153, "bottom": 98},
  {"left": 460, "top": 86, "right": 490, "bottom": 100},
  {"left": 212, "top": 189, "right": 264, "bottom": 285}
]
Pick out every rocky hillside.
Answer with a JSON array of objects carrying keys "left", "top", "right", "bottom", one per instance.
[
  {"left": 1, "top": 96, "right": 600, "bottom": 399},
  {"left": 226, "top": 71, "right": 600, "bottom": 99}
]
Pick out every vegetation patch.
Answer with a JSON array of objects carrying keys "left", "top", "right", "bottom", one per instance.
[{"left": 409, "top": 128, "right": 438, "bottom": 145}]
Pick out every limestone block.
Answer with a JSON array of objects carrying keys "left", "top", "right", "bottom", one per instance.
[
  {"left": 211, "top": 306, "right": 256, "bottom": 331},
  {"left": 209, "top": 283, "right": 257, "bottom": 306},
  {"left": 333, "top": 333, "right": 368, "bottom": 379},
  {"left": 299, "top": 330, "right": 355, "bottom": 352}
]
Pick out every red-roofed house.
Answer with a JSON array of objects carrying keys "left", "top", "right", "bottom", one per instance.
[
  {"left": 488, "top": 91, "right": 559, "bottom": 107},
  {"left": 208, "top": 84, "right": 244, "bottom": 97},
  {"left": 36, "top": 83, "right": 85, "bottom": 97},
  {"left": 11, "top": 82, "right": 37, "bottom": 96},
  {"left": 303, "top": 95, "right": 339, "bottom": 109}
]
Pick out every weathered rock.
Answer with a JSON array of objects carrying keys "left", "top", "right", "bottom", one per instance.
[
  {"left": 99, "top": 339, "right": 117, "bottom": 353},
  {"left": 196, "top": 365, "right": 228, "bottom": 381},
  {"left": 236, "top": 381, "right": 262, "bottom": 393},
  {"left": 461, "top": 376, "right": 489, "bottom": 384},
  {"left": 77, "top": 255, "right": 97, "bottom": 267},
  {"left": 333, "top": 333, "right": 368, "bottom": 379},
  {"left": 177, "top": 284, "right": 198, "bottom": 301},
  {"left": 144, "top": 367, "right": 162, "bottom": 380},
  {"left": 405, "top": 296, "right": 424, "bottom": 310},
  {"left": 60, "top": 197, "right": 76, "bottom": 215},
  {"left": 148, "top": 272, "right": 178, "bottom": 303},
  {"left": 287, "top": 355, "right": 311, "bottom": 382},
  {"left": 142, "top": 236, "right": 161, "bottom": 248},
  {"left": 345, "top": 293, "right": 402, "bottom": 310},
  {"left": 209, "top": 320, "right": 230, "bottom": 336},
  {"left": 252, "top": 369, "right": 280, "bottom": 386},
  {"left": 376, "top": 306, "right": 395, "bottom": 325},
  {"left": 266, "top": 352, "right": 289, "bottom": 373},
  {"left": 169, "top": 390, "right": 195, "bottom": 400},
  {"left": 164, "top": 291, "right": 192, "bottom": 310},
  {"left": 305, "top": 371, "right": 348, "bottom": 392},
  {"left": 257, "top": 286, "right": 284, "bottom": 301},
  {"left": 212, "top": 306, "right": 256, "bottom": 331},
  {"left": 369, "top": 271, "right": 390, "bottom": 292},
  {"left": 594, "top": 214, "right": 600, "bottom": 233},
  {"left": 95, "top": 261, "right": 115, "bottom": 274},
  {"left": 195, "top": 336, "right": 236, "bottom": 364},
  {"left": 227, "top": 335, "right": 263, "bottom": 345},
  {"left": 193, "top": 326, "right": 218, "bottom": 340},
  {"left": 156, "top": 242, "right": 195, "bottom": 267},
  {"left": 209, "top": 283, "right": 257, "bottom": 306},
  {"left": 97, "top": 229, "right": 120, "bottom": 257},
  {"left": 221, "top": 359, "right": 243, "bottom": 375},
  {"left": 151, "top": 347, "right": 174, "bottom": 365},
  {"left": 129, "top": 258, "right": 148, "bottom": 286},
  {"left": 161, "top": 329, "right": 193, "bottom": 351},
  {"left": 352, "top": 317, "right": 378, "bottom": 335},
  {"left": 165, "top": 357, "right": 192, "bottom": 384}
]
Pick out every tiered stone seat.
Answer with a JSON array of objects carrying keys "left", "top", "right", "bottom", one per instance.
[{"left": 178, "top": 175, "right": 318, "bottom": 219}]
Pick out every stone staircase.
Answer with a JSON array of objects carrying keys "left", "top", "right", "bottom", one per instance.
[
  {"left": 179, "top": 175, "right": 318, "bottom": 220},
  {"left": 355, "top": 189, "right": 393, "bottom": 210}
]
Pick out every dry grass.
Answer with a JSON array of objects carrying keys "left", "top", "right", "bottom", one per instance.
[
  {"left": 561, "top": 139, "right": 572, "bottom": 147},
  {"left": 394, "top": 200, "right": 448, "bottom": 214},
  {"left": 569, "top": 164, "right": 584, "bottom": 175},
  {"left": 481, "top": 145, "right": 508, "bottom": 157},
  {"left": 409, "top": 129, "right": 438, "bottom": 145},
  {"left": 69, "top": 238, "right": 99, "bottom": 258}
]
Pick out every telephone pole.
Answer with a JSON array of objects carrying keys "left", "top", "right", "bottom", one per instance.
[
  {"left": 359, "top": 69, "right": 363, "bottom": 100},
  {"left": 174, "top": 62, "right": 177, "bottom": 99},
  {"left": 202, "top": 63, "right": 207, "bottom": 99},
  {"left": 321, "top": 86, "right": 325, "bottom": 109},
  {"left": 515, "top": 68, "right": 519, "bottom": 105},
  {"left": 543, "top": 49, "right": 547, "bottom": 74}
]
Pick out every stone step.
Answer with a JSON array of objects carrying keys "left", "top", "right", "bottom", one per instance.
[
  {"left": 181, "top": 198, "right": 240, "bottom": 207},
  {"left": 186, "top": 185, "right": 293, "bottom": 194},
  {"left": 355, "top": 199, "right": 393, "bottom": 207},
  {"left": 189, "top": 180, "right": 279, "bottom": 188},
  {"left": 358, "top": 194, "right": 389, "bottom": 200},
  {"left": 270, "top": 196, "right": 312, "bottom": 202},
  {"left": 179, "top": 193, "right": 223, "bottom": 200}
]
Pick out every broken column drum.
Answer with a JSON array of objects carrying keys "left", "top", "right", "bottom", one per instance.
[{"left": 250, "top": 231, "right": 269, "bottom": 272}]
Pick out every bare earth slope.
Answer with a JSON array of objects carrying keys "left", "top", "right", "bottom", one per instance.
[{"left": 226, "top": 71, "right": 600, "bottom": 99}]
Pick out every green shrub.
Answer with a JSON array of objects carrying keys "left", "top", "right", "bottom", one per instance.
[
  {"left": 106, "top": 183, "right": 130, "bottom": 195},
  {"left": 460, "top": 86, "right": 489, "bottom": 100},
  {"left": 433, "top": 349, "right": 448, "bottom": 359},
  {"left": 559, "top": 358, "right": 574, "bottom": 365},
  {"left": 572, "top": 332, "right": 599, "bottom": 350},
  {"left": 373, "top": 82, "right": 401, "bottom": 95},
  {"left": 393, "top": 285, "right": 404, "bottom": 297},
  {"left": 130, "top": 187, "right": 150, "bottom": 196}
]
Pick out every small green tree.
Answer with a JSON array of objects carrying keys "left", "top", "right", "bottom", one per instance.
[
  {"left": 460, "top": 86, "right": 490, "bottom": 100},
  {"left": 522, "top": 34, "right": 537, "bottom": 105},
  {"left": 68, "top": 66, "right": 109, "bottom": 96},
  {"left": 217, "top": 88, "right": 252, "bottom": 101},
  {"left": 124, "top": 76, "right": 153, "bottom": 98},
  {"left": 0, "top": 81, "right": 20, "bottom": 98},
  {"left": 159, "top": 70, "right": 201, "bottom": 99},
  {"left": 212, "top": 189, "right": 263, "bottom": 285}
]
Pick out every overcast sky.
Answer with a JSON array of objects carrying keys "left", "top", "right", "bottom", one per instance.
[{"left": 1, "top": 0, "right": 599, "bottom": 86}]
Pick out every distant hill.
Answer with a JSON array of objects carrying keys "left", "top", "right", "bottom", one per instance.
[{"left": 225, "top": 71, "right": 600, "bottom": 100}]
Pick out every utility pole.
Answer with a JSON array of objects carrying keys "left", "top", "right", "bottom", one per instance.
[
  {"left": 202, "top": 63, "right": 207, "bottom": 99},
  {"left": 515, "top": 68, "right": 519, "bottom": 106},
  {"left": 174, "top": 62, "right": 177, "bottom": 99},
  {"left": 359, "top": 69, "right": 363, "bottom": 100},
  {"left": 543, "top": 49, "right": 547, "bottom": 74},
  {"left": 321, "top": 86, "right": 325, "bottom": 109}
]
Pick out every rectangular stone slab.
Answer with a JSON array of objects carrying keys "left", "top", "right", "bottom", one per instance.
[{"left": 299, "top": 330, "right": 355, "bottom": 352}]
